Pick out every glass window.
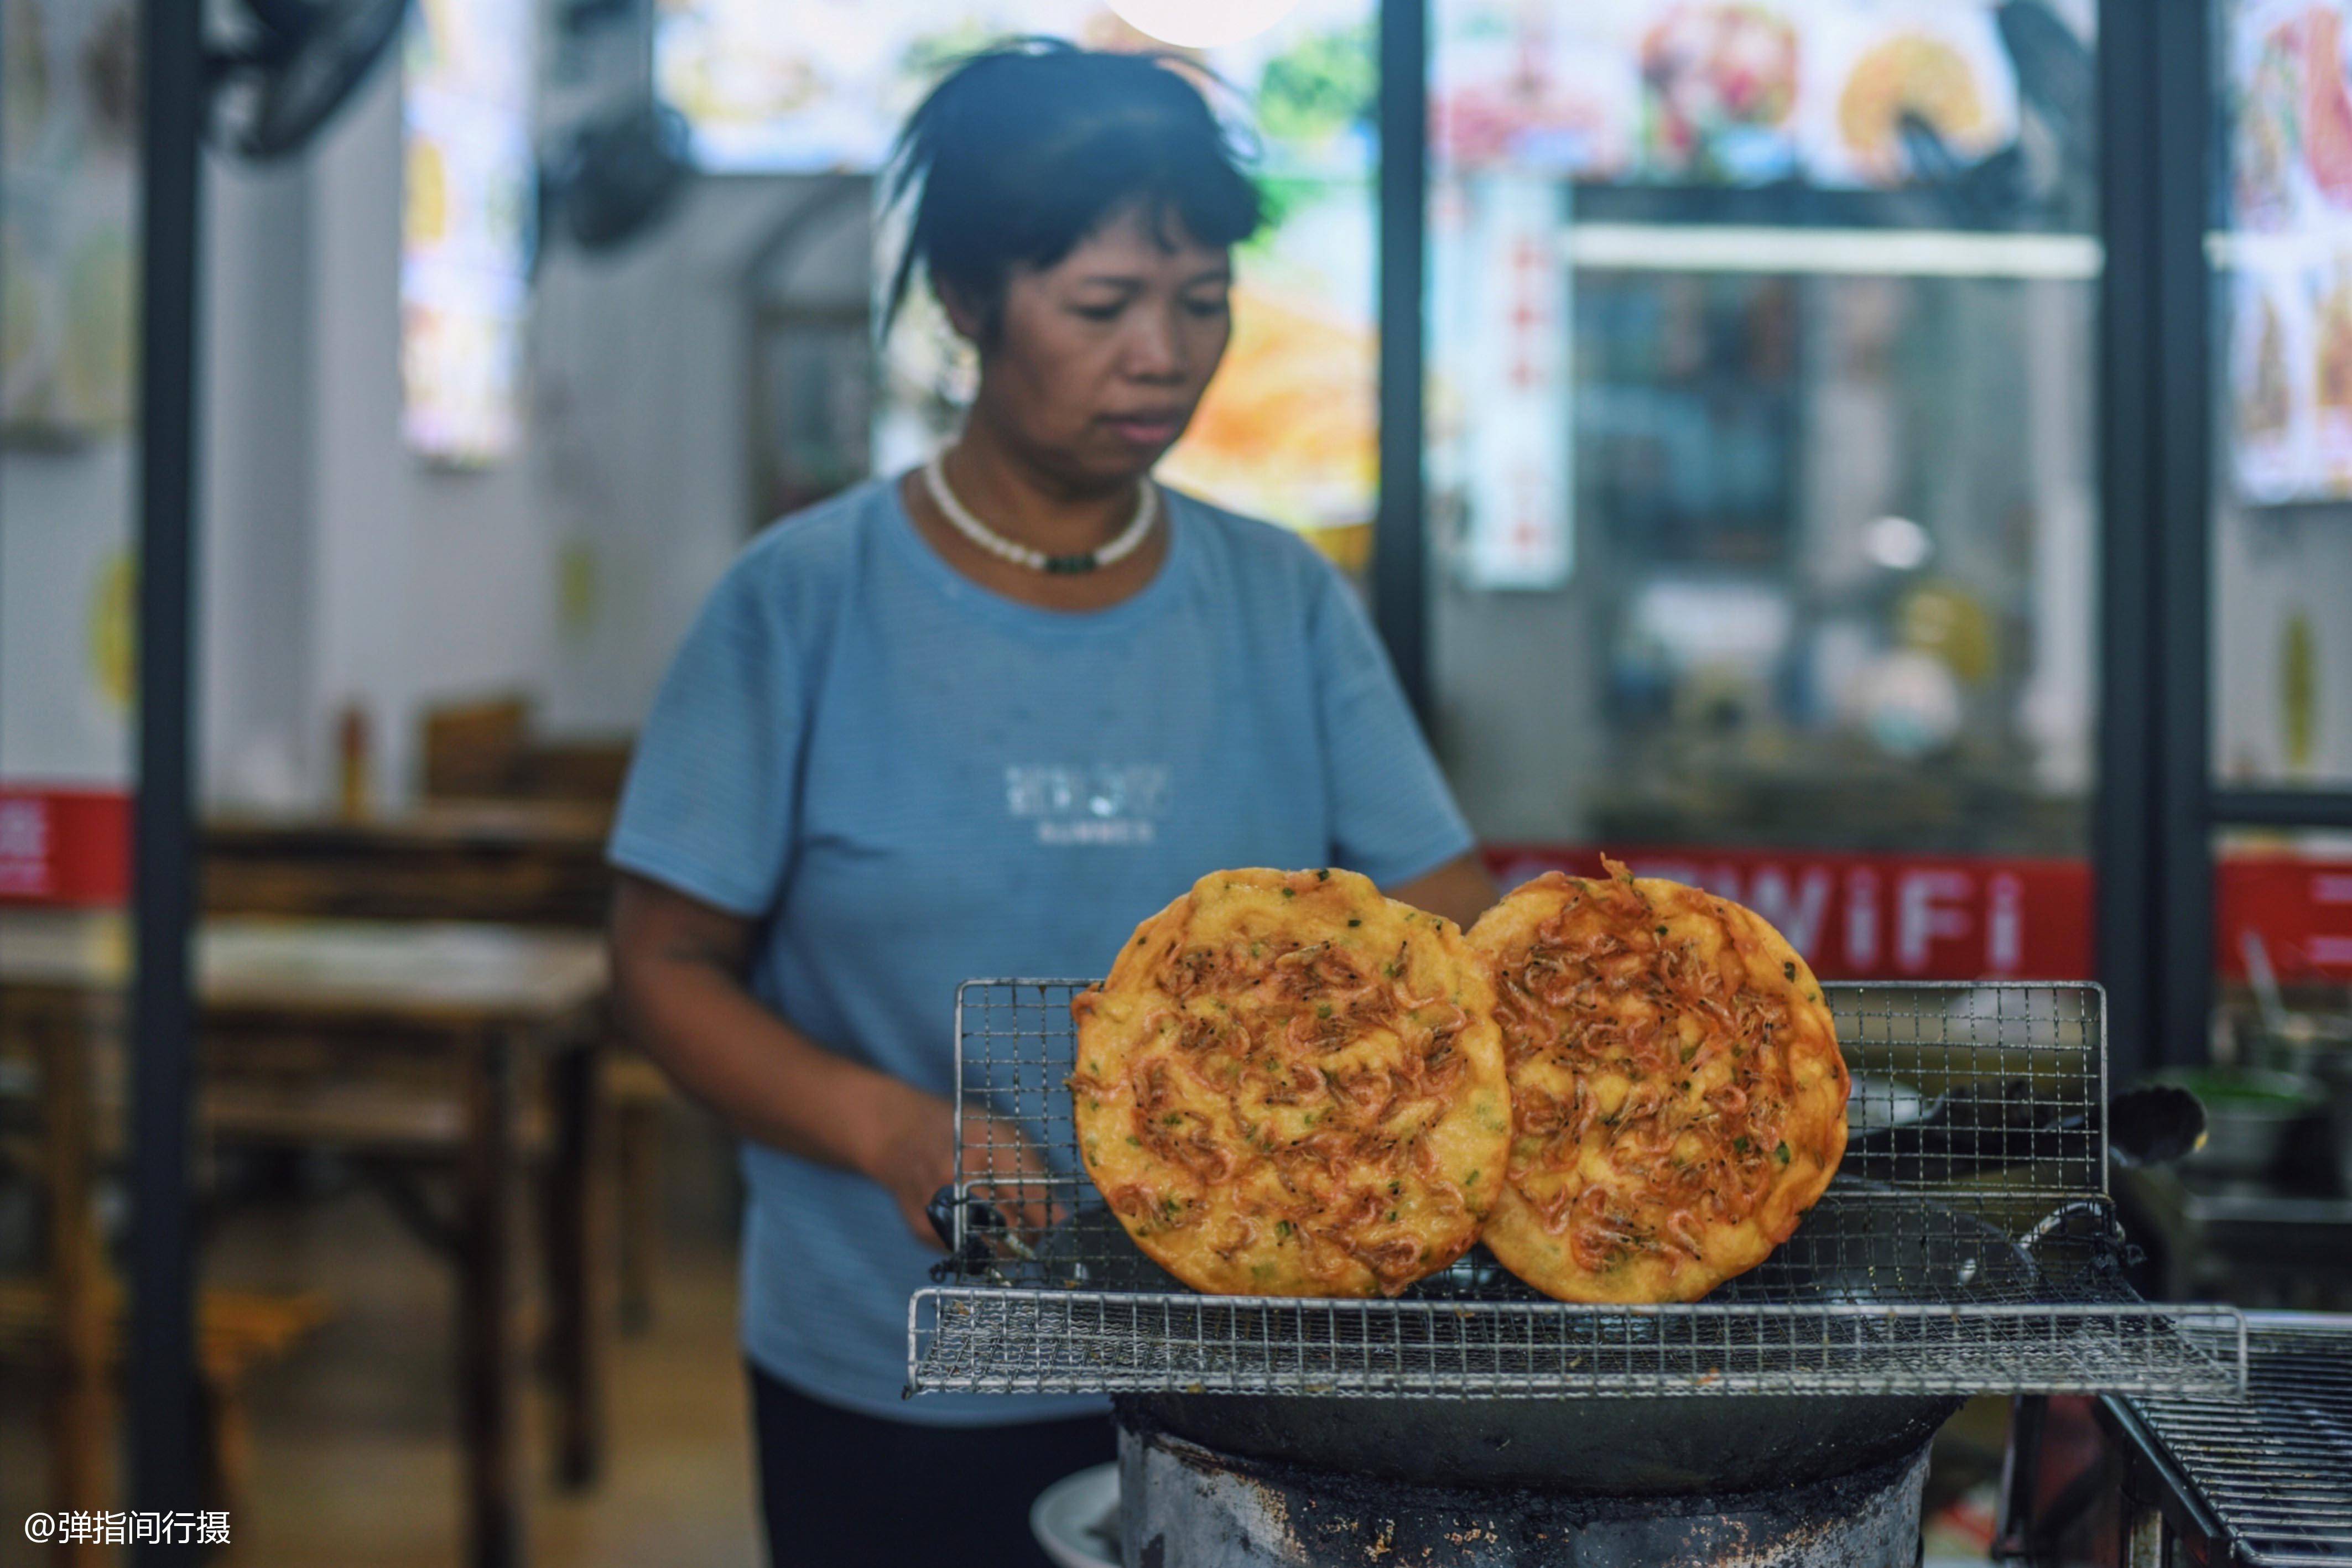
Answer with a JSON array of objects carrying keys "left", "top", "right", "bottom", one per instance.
[
  {"left": 1427, "top": 1, "right": 2101, "bottom": 873},
  {"left": 2202, "top": 1, "right": 2352, "bottom": 1136},
  {"left": 2211, "top": 0, "right": 2352, "bottom": 792}
]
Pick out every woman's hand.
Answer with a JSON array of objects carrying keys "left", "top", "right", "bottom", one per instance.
[
  {"left": 861, "top": 1080, "right": 1057, "bottom": 1252},
  {"left": 609, "top": 874, "right": 1060, "bottom": 1254}
]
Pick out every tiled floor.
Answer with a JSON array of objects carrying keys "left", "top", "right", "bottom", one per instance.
[{"left": 3, "top": 1128, "right": 761, "bottom": 1568}]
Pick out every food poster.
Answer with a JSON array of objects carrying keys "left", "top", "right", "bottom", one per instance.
[
  {"left": 759, "top": 0, "right": 1384, "bottom": 554},
  {"left": 1429, "top": 0, "right": 2025, "bottom": 191},
  {"left": 1150, "top": 176, "right": 1378, "bottom": 550},
  {"left": 658, "top": 0, "right": 1372, "bottom": 178},
  {"left": 1, "top": 0, "right": 138, "bottom": 440},
  {"left": 2230, "top": 0, "right": 2308, "bottom": 232},
  {"left": 2229, "top": 0, "right": 2352, "bottom": 237},
  {"left": 2226, "top": 252, "right": 2352, "bottom": 503},
  {"left": 400, "top": 0, "right": 535, "bottom": 465},
  {"left": 1797, "top": 2, "right": 2018, "bottom": 188},
  {"left": 2233, "top": 262, "right": 2309, "bottom": 502},
  {"left": 1431, "top": 4, "right": 1643, "bottom": 180},
  {"left": 0, "top": 440, "right": 137, "bottom": 789},
  {"left": 656, "top": 0, "right": 916, "bottom": 174},
  {"left": 2224, "top": 0, "right": 2352, "bottom": 501},
  {"left": 2318, "top": 261, "right": 2352, "bottom": 483}
]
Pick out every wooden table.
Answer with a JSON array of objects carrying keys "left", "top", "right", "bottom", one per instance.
[
  {"left": 202, "top": 805, "right": 670, "bottom": 1332},
  {"left": 1, "top": 911, "right": 607, "bottom": 1568},
  {"left": 205, "top": 803, "right": 613, "bottom": 928}
]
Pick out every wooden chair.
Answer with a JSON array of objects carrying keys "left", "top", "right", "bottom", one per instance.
[
  {"left": 514, "top": 739, "right": 633, "bottom": 807},
  {"left": 420, "top": 696, "right": 632, "bottom": 811},
  {"left": 421, "top": 695, "right": 534, "bottom": 801},
  {"left": 605, "top": 1056, "right": 668, "bottom": 1331},
  {"left": 222, "top": 699, "right": 668, "bottom": 1336},
  {"left": 0, "top": 1037, "right": 333, "bottom": 1527},
  {"left": 415, "top": 700, "right": 665, "bottom": 1333},
  {"left": 0, "top": 1279, "right": 333, "bottom": 1514}
]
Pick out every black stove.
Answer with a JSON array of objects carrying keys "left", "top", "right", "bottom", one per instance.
[{"left": 1118, "top": 1414, "right": 1931, "bottom": 1568}]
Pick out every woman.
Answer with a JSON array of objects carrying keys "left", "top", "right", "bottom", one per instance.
[{"left": 607, "top": 40, "right": 1494, "bottom": 1567}]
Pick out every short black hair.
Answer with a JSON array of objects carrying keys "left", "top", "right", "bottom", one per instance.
[{"left": 882, "top": 39, "right": 1264, "bottom": 338}]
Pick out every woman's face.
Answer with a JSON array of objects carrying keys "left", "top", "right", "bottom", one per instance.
[{"left": 962, "top": 203, "right": 1232, "bottom": 490}]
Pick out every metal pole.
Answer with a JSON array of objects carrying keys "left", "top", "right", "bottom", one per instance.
[
  {"left": 1375, "top": 0, "right": 1429, "bottom": 717},
  {"left": 2150, "top": 0, "right": 2214, "bottom": 1069},
  {"left": 131, "top": 0, "right": 205, "bottom": 1551},
  {"left": 2093, "top": 0, "right": 2160, "bottom": 1081}
]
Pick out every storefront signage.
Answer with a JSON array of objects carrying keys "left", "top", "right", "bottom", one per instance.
[
  {"left": 1483, "top": 844, "right": 2093, "bottom": 981},
  {"left": 0, "top": 787, "right": 131, "bottom": 904},
  {"left": 8, "top": 808, "right": 2348, "bottom": 985},
  {"left": 2215, "top": 853, "right": 2352, "bottom": 983}
]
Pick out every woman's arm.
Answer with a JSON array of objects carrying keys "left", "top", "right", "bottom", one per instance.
[
  {"left": 607, "top": 872, "right": 1043, "bottom": 1246},
  {"left": 1387, "top": 851, "right": 1500, "bottom": 931}
]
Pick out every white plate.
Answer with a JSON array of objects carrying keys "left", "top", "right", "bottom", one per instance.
[
  {"left": 1848, "top": 1073, "right": 1929, "bottom": 1135},
  {"left": 1031, "top": 1462, "right": 1121, "bottom": 1568}
]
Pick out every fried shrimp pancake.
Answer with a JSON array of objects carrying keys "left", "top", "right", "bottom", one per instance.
[
  {"left": 1070, "top": 868, "right": 1510, "bottom": 1298},
  {"left": 1469, "top": 861, "right": 1848, "bottom": 1304}
]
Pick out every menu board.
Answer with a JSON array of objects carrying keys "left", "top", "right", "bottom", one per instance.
[
  {"left": 661, "top": 0, "right": 1381, "bottom": 544},
  {"left": 400, "top": 0, "right": 535, "bottom": 466},
  {"left": 2225, "top": 0, "right": 2352, "bottom": 503},
  {"left": 657, "top": 0, "right": 1368, "bottom": 179},
  {"left": 1427, "top": 176, "right": 1573, "bottom": 590},
  {"left": 2, "top": 0, "right": 138, "bottom": 441},
  {"left": 1430, "top": 0, "right": 2026, "bottom": 189}
]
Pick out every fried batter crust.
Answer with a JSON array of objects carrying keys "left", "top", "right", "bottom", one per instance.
[
  {"left": 1071, "top": 868, "right": 1511, "bottom": 1297},
  {"left": 1468, "top": 861, "right": 1848, "bottom": 1303}
]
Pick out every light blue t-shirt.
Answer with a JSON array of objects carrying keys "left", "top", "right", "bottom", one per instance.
[{"left": 608, "top": 477, "right": 1474, "bottom": 1425}]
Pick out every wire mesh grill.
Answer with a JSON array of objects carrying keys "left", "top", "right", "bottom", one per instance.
[
  {"left": 2118, "top": 1314, "right": 2352, "bottom": 1567},
  {"left": 911, "top": 980, "right": 2245, "bottom": 1399}
]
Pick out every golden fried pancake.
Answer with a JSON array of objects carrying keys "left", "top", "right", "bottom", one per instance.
[
  {"left": 1468, "top": 860, "right": 1848, "bottom": 1304},
  {"left": 1071, "top": 868, "right": 1510, "bottom": 1298}
]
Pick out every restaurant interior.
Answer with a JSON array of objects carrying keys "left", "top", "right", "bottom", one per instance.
[{"left": 3, "top": 0, "right": 2351, "bottom": 1564}]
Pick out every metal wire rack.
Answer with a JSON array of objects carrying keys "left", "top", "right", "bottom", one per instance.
[
  {"left": 2110, "top": 1313, "right": 2352, "bottom": 1567},
  {"left": 909, "top": 980, "right": 2246, "bottom": 1400}
]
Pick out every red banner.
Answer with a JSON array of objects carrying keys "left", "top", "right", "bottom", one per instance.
[
  {"left": 0, "top": 787, "right": 132, "bottom": 905},
  {"left": 2215, "top": 853, "right": 2352, "bottom": 984},
  {"left": 1482, "top": 845, "right": 2095, "bottom": 981},
  {"left": 7, "top": 798, "right": 2345, "bottom": 985}
]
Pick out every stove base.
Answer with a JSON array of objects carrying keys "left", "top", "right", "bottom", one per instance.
[{"left": 1117, "top": 1423, "right": 1929, "bottom": 1567}]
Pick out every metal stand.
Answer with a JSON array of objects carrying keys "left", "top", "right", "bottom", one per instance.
[
  {"left": 1997, "top": 1315, "right": 2352, "bottom": 1568},
  {"left": 1995, "top": 1395, "right": 2204, "bottom": 1568}
]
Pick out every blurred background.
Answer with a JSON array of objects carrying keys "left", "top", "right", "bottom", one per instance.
[{"left": 2, "top": 0, "right": 2350, "bottom": 1563}]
